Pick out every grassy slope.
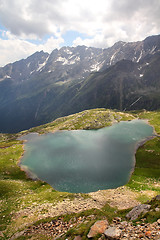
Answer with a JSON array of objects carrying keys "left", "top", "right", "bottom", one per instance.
[
  {"left": 0, "top": 109, "right": 160, "bottom": 239},
  {"left": 127, "top": 111, "right": 160, "bottom": 200},
  {"left": 0, "top": 137, "right": 78, "bottom": 239},
  {"left": 23, "top": 108, "right": 135, "bottom": 133}
]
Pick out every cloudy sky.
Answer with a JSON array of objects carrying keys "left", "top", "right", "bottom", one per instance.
[{"left": 0, "top": 0, "right": 160, "bottom": 66}]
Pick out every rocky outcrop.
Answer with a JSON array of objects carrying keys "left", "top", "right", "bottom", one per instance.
[{"left": 126, "top": 204, "right": 151, "bottom": 220}]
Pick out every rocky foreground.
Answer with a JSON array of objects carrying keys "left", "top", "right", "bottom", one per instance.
[
  {"left": 87, "top": 217, "right": 160, "bottom": 240},
  {"left": 8, "top": 195, "right": 160, "bottom": 240},
  {"left": 9, "top": 216, "right": 160, "bottom": 240}
]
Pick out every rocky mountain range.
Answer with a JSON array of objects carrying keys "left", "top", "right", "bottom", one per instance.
[{"left": 0, "top": 34, "right": 160, "bottom": 133}]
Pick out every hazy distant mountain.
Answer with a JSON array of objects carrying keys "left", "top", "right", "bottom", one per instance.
[{"left": 0, "top": 34, "right": 160, "bottom": 133}]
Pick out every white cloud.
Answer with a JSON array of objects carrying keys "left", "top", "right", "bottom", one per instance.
[
  {"left": 73, "top": 34, "right": 106, "bottom": 48},
  {"left": 0, "top": 0, "right": 160, "bottom": 66},
  {"left": 1, "top": 0, "right": 159, "bottom": 40},
  {"left": 74, "top": 0, "right": 160, "bottom": 48},
  {"left": 0, "top": 31, "right": 64, "bottom": 66},
  {"left": 38, "top": 36, "right": 64, "bottom": 53}
]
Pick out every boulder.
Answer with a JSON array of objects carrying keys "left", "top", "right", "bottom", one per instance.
[
  {"left": 104, "top": 227, "right": 122, "bottom": 239},
  {"left": 87, "top": 220, "right": 108, "bottom": 238},
  {"left": 126, "top": 204, "right": 151, "bottom": 220}
]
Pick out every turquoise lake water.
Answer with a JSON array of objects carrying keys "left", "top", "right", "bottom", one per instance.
[{"left": 20, "top": 120, "right": 154, "bottom": 193}]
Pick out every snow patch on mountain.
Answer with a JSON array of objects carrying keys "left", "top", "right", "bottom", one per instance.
[
  {"left": 27, "top": 62, "right": 31, "bottom": 68},
  {"left": 150, "top": 46, "right": 156, "bottom": 54},
  {"left": 69, "top": 56, "right": 80, "bottom": 64},
  {"left": 63, "top": 48, "right": 73, "bottom": 55},
  {"left": 30, "top": 70, "right": 35, "bottom": 75},
  {"left": 90, "top": 61, "right": 104, "bottom": 72},
  {"left": 110, "top": 50, "right": 119, "bottom": 65},
  {"left": 137, "top": 50, "right": 143, "bottom": 62},
  {"left": 55, "top": 55, "right": 81, "bottom": 65},
  {"left": 36, "top": 56, "right": 49, "bottom": 72},
  {"left": 56, "top": 56, "right": 67, "bottom": 63},
  {"left": 0, "top": 75, "right": 11, "bottom": 81}
]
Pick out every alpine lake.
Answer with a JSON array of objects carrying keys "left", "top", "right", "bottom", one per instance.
[{"left": 20, "top": 119, "right": 154, "bottom": 193}]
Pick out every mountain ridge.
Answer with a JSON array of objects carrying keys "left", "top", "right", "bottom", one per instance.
[{"left": 1, "top": 34, "right": 160, "bottom": 79}]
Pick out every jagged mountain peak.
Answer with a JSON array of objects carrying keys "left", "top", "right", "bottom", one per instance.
[
  {"left": 144, "top": 34, "right": 160, "bottom": 43},
  {"left": 1, "top": 34, "right": 160, "bottom": 83},
  {"left": 0, "top": 50, "right": 49, "bottom": 83},
  {"left": 112, "top": 40, "right": 126, "bottom": 48}
]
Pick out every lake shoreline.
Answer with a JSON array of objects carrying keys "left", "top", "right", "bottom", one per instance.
[
  {"left": 18, "top": 119, "right": 155, "bottom": 193},
  {"left": 128, "top": 134, "right": 156, "bottom": 186},
  {"left": 18, "top": 140, "right": 41, "bottom": 182}
]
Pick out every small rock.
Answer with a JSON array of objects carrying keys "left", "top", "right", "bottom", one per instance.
[
  {"left": 126, "top": 204, "right": 151, "bottom": 220},
  {"left": 155, "top": 207, "right": 160, "bottom": 212},
  {"left": 138, "top": 233, "right": 144, "bottom": 238},
  {"left": 74, "top": 236, "right": 82, "bottom": 240},
  {"left": 145, "top": 231, "right": 152, "bottom": 237},
  {"left": 157, "top": 219, "right": 160, "bottom": 225},
  {"left": 123, "top": 233, "right": 129, "bottom": 238},
  {"left": 87, "top": 220, "right": 108, "bottom": 238},
  {"left": 155, "top": 195, "right": 160, "bottom": 201},
  {"left": 114, "top": 217, "right": 121, "bottom": 222},
  {"left": 119, "top": 221, "right": 128, "bottom": 228},
  {"left": 104, "top": 227, "right": 122, "bottom": 239}
]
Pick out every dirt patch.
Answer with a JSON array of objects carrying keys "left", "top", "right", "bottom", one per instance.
[
  {"left": 89, "top": 186, "right": 140, "bottom": 209},
  {"left": 139, "top": 190, "right": 158, "bottom": 199}
]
